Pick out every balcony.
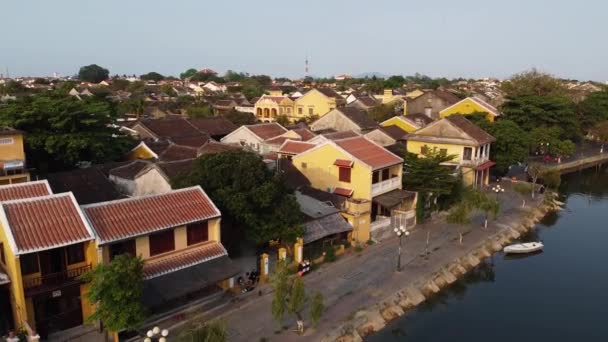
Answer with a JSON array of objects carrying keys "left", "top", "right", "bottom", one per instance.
[
  {"left": 371, "top": 177, "right": 401, "bottom": 197},
  {"left": 24, "top": 264, "right": 91, "bottom": 295}
]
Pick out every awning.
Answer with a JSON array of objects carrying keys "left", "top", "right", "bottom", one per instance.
[
  {"left": 476, "top": 161, "right": 496, "bottom": 170},
  {"left": 142, "top": 255, "right": 240, "bottom": 309},
  {"left": 334, "top": 159, "right": 354, "bottom": 168},
  {"left": 373, "top": 189, "right": 416, "bottom": 209},
  {"left": 303, "top": 213, "right": 353, "bottom": 244},
  {"left": 333, "top": 187, "right": 353, "bottom": 197}
]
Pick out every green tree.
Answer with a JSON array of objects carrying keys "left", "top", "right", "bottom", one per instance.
[
  {"left": 180, "top": 68, "right": 198, "bottom": 80},
  {"left": 447, "top": 189, "right": 499, "bottom": 242},
  {"left": 588, "top": 121, "right": 608, "bottom": 152},
  {"left": 179, "top": 321, "right": 227, "bottom": 342},
  {"left": 275, "top": 115, "right": 290, "bottom": 126},
  {"left": 501, "top": 69, "right": 567, "bottom": 98},
  {"left": 484, "top": 120, "right": 530, "bottom": 175},
  {"left": 527, "top": 163, "right": 546, "bottom": 199},
  {"left": 78, "top": 64, "right": 110, "bottom": 83},
  {"left": 160, "top": 84, "right": 177, "bottom": 97},
  {"left": 0, "top": 93, "right": 134, "bottom": 173},
  {"left": 578, "top": 90, "right": 608, "bottom": 129},
  {"left": 173, "top": 151, "right": 304, "bottom": 244},
  {"left": 140, "top": 72, "right": 165, "bottom": 82},
  {"left": 543, "top": 169, "right": 562, "bottom": 189},
  {"left": 110, "top": 79, "right": 130, "bottom": 91},
  {"left": 81, "top": 255, "right": 146, "bottom": 332},
  {"left": 224, "top": 70, "right": 247, "bottom": 82},
  {"left": 384, "top": 75, "right": 405, "bottom": 89},
  {"left": 309, "top": 292, "right": 324, "bottom": 327},
  {"left": 223, "top": 110, "right": 255, "bottom": 126},
  {"left": 368, "top": 103, "right": 397, "bottom": 122},
  {"left": 0, "top": 80, "right": 27, "bottom": 95},
  {"left": 186, "top": 105, "right": 213, "bottom": 118},
  {"left": 127, "top": 80, "right": 146, "bottom": 93}
]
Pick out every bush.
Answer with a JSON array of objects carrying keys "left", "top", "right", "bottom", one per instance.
[
  {"left": 543, "top": 170, "right": 562, "bottom": 189},
  {"left": 324, "top": 246, "right": 336, "bottom": 262},
  {"left": 354, "top": 246, "right": 363, "bottom": 253},
  {"left": 366, "top": 240, "right": 375, "bottom": 245},
  {"left": 344, "top": 241, "right": 352, "bottom": 249}
]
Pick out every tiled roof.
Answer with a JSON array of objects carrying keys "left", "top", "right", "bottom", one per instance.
[
  {"left": 247, "top": 123, "right": 287, "bottom": 140},
  {"left": 1, "top": 193, "right": 95, "bottom": 254},
  {"left": 334, "top": 159, "right": 354, "bottom": 167},
  {"left": 338, "top": 107, "right": 378, "bottom": 130},
  {"left": 278, "top": 141, "right": 316, "bottom": 155},
  {"left": 46, "top": 168, "right": 122, "bottom": 205},
  {"left": 259, "top": 96, "right": 288, "bottom": 104},
  {"left": 187, "top": 117, "right": 238, "bottom": 137},
  {"left": 170, "top": 134, "right": 210, "bottom": 148},
  {"left": 137, "top": 118, "right": 203, "bottom": 139},
  {"left": 317, "top": 87, "right": 343, "bottom": 100},
  {"left": 265, "top": 136, "right": 295, "bottom": 146},
  {"left": 445, "top": 115, "right": 496, "bottom": 145},
  {"left": 82, "top": 187, "right": 221, "bottom": 244},
  {"left": 291, "top": 127, "right": 316, "bottom": 141},
  {"left": 379, "top": 125, "right": 408, "bottom": 141},
  {"left": 432, "top": 89, "right": 461, "bottom": 104},
  {"left": 333, "top": 187, "right": 353, "bottom": 197},
  {"left": 158, "top": 144, "right": 198, "bottom": 162},
  {"left": 197, "top": 141, "right": 241, "bottom": 156},
  {"left": 469, "top": 97, "right": 500, "bottom": 116},
  {"left": 406, "top": 113, "right": 434, "bottom": 126},
  {"left": 143, "top": 241, "right": 228, "bottom": 279},
  {"left": 321, "top": 130, "right": 360, "bottom": 141},
  {"left": 156, "top": 159, "right": 196, "bottom": 180},
  {"left": 335, "top": 136, "right": 403, "bottom": 170},
  {"left": 108, "top": 160, "right": 151, "bottom": 180},
  {"left": 0, "top": 127, "right": 23, "bottom": 136},
  {"left": 357, "top": 95, "right": 379, "bottom": 107},
  {"left": 0, "top": 181, "right": 52, "bottom": 202}
]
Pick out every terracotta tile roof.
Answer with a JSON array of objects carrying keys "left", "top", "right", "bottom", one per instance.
[
  {"left": 317, "top": 87, "right": 343, "bottom": 100},
  {"left": 197, "top": 141, "right": 241, "bottom": 156},
  {"left": 1, "top": 193, "right": 95, "bottom": 254},
  {"left": 265, "top": 136, "right": 297, "bottom": 146},
  {"left": 334, "top": 136, "right": 403, "bottom": 170},
  {"left": 334, "top": 159, "right": 354, "bottom": 167},
  {"left": 357, "top": 95, "right": 380, "bottom": 107},
  {"left": 278, "top": 141, "right": 316, "bottom": 155},
  {"left": 445, "top": 115, "right": 496, "bottom": 145},
  {"left": 82, "top": 187, "right": 221, "bottom": 244},
  {"left": 432, "top": 89, "right": 461, "bottom": 104},
  {"left": 158, "top": 144, "right": 198, "bottom": 162},
  {"left": 137, "top": 118, "right": 203, "bottom": 139},
  {"left": 379, "top": 125, "right": 408, "bottom": 141},
  {"left": 108, "top": 160, "right": 151, "bottom": 180},
  {"left": 0, "top": 181, "right": 52, "bottom": 202},
  {"left": 143, "top": 241, "right": 228, "bottom": 279},
  {"left": 321, "top": 130, "right": 361, "bottom": 141},
  {"left": 46, "top": 168, "right": 122, "bottom": 205},
  {"left": 247, "top": 123, "right": 288, "bottom": 140},
  {"left": 291, "top": 127, "right": 316, "bottom": 141},
  {"left": 338, "top": 107, "right": 378, "bottom": 130},
  {"left": 170, "top": 134, "right": 210, "bottom": 148},
  {"left": 333, "top": 187, "right": 353, "bottom": 197},
  {"left": 145, "top": 140, "right": 172, "bottom": 156},
  {"left": 156, "top": 159, "right": 196, "bottom": 180},
  {"left": 187, "top": 117, "right": 238, "bottom": 137}
]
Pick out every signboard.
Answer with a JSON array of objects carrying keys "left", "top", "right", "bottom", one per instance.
[{"left": 52, "top": 290, "right": 62, "bottom": 298}]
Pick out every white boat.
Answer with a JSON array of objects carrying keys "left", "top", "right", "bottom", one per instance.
[{"left": 503, "top": 242, "right": 544, "bottom": 254}]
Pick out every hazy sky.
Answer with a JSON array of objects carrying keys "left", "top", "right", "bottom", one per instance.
[{"left": 2, "top": 0, "right": 607, "bottom": 80}]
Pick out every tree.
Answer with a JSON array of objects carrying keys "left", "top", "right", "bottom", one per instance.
[
  {"left": 447, "top": 189, "right": 499, "bottom": 242},
  {"left": 310, "top": 292, "right": 324, "bottom": 327},
  {"left": 501, "top": 69, "right": 566, "bottom": 98},
  {"left": 484, "top": 120, "right": 530, "bottom": 175},
  {"left": 81, "top": 255, "right": 146, "bottom": 332},
  {"left": 140, "top": 72, "right": 164, "bottom": 82},
  {"left": 224, "top": 70, "right": 247, "bottom": 82},
  {"left": 402, "top": 148, "right": 459, "bottom": 210},
  {"left": 0, "top": 93, "right": 134, "bottom": 173},
  {"left": 179, "top": 321, "right": 227, "bottom": 342},
  {"left": 0, "top": 80, "right": 27, "bottom": 95},
  {"left": 160, "top": 84, "right": 177, "bottom": 97},
  {"left": 173, "top": 151, "right": 304, "bottom": 245},
  {"left": 110, "top": 79, "right": 130, "bottom": 91},
  {"left": 368, "top": 103, "right": 398, "bottom": 123},
  {"left": 186, "top": 105, "right": 213, "bottom": 118},
  {"left": 543, "top": 169, "right": 562, "bottom": 189},
  {"left": 384, "top": 75, "right": 405, "bottom": 89},
  {"left": 78, "top": 64, "right": 109, "bottom": 83},
  {"left": 223, "top": 110, "right": 255, "bottom": 126},
  {"left": 180, "top": 68, "right": 198, "bottom": 80},
  {"left": 578, "top": 90, "right": 608, "bottom": 129},
  {"left": 527, "top": 163, "right": 546, "bottom": 199},
  {"left": 513, "top": 182, "right": 533, "bottom": 207},
  {"left": 275, "top": 115, "right": 290, "bottom": 126},
  {"left": 588, "top": 121, "right": 608, "bottom": 152}
]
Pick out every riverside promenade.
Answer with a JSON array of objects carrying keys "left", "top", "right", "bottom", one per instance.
[{"left": 164, "top": 181, "right": 548, "bottom": 342}]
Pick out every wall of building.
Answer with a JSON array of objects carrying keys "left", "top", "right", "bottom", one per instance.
[
  {"left": 221, "top": 129, "right": 264, "bottom": 154},
  {"left": 0, "top": 133, "right": 25, "bottom": 161},
  {"left": 309, "top": 109, "right": 360, "bottom": 133},
  {"left": 406, "top": 140, "right": 472, "bottom": 164},
  {"left": 439, "top": 99, "right": 495, "bottom": 122},
  {"left": 127, "top": 144, "right": 156, "bottom": 160},
  {"left": 133, "top": 169, "right": 172, "bottom": 196},
  {"left": 0, "top": 226, "right": 27, "bottom": 329},
  {"left": 381, "top": 117, "right": 418, "bottom": 133},
  {"left": 294, "top": 90, "right": 335, "bottom": 120}
]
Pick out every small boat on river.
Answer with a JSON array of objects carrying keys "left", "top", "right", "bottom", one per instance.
[{"left": 503, "top": 242, "right": 544, "bottom": 254}]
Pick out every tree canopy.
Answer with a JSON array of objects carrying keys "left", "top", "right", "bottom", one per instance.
[
  {"left": 501, "top": 69, "right": 567, "bottom": 98},
  {"left": 180, "top": 68, "right": 198, "bottom": 80},
  {"left": 578, "top": 89, "right": 608, "bottom": 129},
  {"left": 173, "top": 151, "right": 304, "bottom": 245},
  {"left": 483, "top": 120, "right": 530, "bottom": 175},
  {"left": 0, "top": 93, "right": 134, "bottom": 173},
  {"left": 223, "top": 110, "right": 255, "bottom": 126},
  {"left": 78, "top": 64, "right": 110, "bottom": 83},
  {"left": 81, "top": 255, "right": 146, "bottom": 332},
  {"left": 139, "top": 72, "right": 164, "bottom": 82}
]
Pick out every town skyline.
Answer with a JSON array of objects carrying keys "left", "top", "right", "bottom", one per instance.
[{"left": 2, "top": 0, "right": 608, "bottom": 81}]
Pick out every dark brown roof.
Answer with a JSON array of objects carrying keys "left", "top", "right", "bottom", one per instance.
[
  {"left": 379, "top": 125, "right": 408, "bottom": 141},
  {"left": 157, "top": 159, "right": 196, "bottom": 180},
  {"left": 143, "top": 241, "right": 228, "bottom": 279},
  {"left": 247, "top": 123, "right": 288, "bottom": 140},
  {"left": 321, "top": 130, "right": 361, "bottom": 141},
  {"left": 299, "top": 186, "right": 346, "bottom": 209},
  {"left": 145, "top": 140, "right": 172, "bottom": 156},
  {"left": 431, "top": 89, "right": 460, "bottom": 104},
  {"left": 158, "top": 144, "right": 198, "bottom": 162},
  {"left": 46, "top": 168, "right": 122, "bottom": 205},
  {"left": 445, "top": 115, "right": 496, "bottom": 145},
  {"left": 0, "top": 127, "right": 23, "bottom": 136},
  {"left": 0, "top": 181, "right": 52, "bottom": 202},
  {"left": 170, "top": 134, "right": 210, "bottom": 148},
  {"left": 83, "top": 187, "right": 220, "bottom": 244},
  {"left": 338, "top": 107, "right": 378, "bottom": 130},
  {"left": 137, "top": 118, "right": 204, "bottom": 140},
  {"left": 187, "top": 117, "right": 238, "bottom": 138},
  {"left": 278, "top": 159, "right": 311, "bottom": 190},
  {"left": 1, "top": 193, "right": 95, "bottom": 254},
  {"left": 108, "top": 160, "right": 151, "bottom": 180},
  {"left": 198, "top": 141, "right": 241, "bottom": 155},
  {"left": 357, "top": 95, "right": 380, "bottom": 107},
  {"left": 316, "top": 87, "right": 343, "bottom": 100}
]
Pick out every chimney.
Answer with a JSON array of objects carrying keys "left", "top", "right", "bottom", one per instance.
[{"left": 424, "top": 106, "right": 432, "bottom": 118}]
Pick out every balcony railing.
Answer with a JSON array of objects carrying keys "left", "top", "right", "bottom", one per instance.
[
  {"left": 371, "top": 177, "right": 401, "bottom": 197},
  {"left": 23, "top": 264, "right": 91, "bottom": 290}
]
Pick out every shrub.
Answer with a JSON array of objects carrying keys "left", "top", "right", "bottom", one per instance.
[{"left": 324, "top": 246, "right": 336, "bottom": 262}]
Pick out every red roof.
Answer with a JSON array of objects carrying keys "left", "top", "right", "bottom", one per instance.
[
  {"left": 333, "top": 187, "right": 354, "bottom": 197},
  {"left": 475, "top": 161, "right": 496, "bottom": 170},
  {"left": 0, "top": 181, "right": 52, "bottom": 202},
  {"left": 334, "top": 137, "right": 403, "bottom": 170},
  {"left": 334, "top": 159, "right": 354, "bottom": 168},
  {"left": 83, "top": 187, "right": 220, "bottom": 244},
  {"left": 265, "top": 136, "right": 296, "bottom": 146},
  {"left": 292, "top": 127, "right": 316, "bottom": 141},
  {"left": 278, "top": 141, "right": 316, "bottom": 155},
  {"left": 247, "top": 123, "right": 287, "bottom": 140},
  {"left": 143, "top": 241, "right": 227, "bottom": 279},
  {"left": 1, "top": 193, "right": 95, "bottom": 255}
]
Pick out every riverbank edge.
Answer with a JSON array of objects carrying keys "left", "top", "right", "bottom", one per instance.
[{"left": 321, "top": 193, "right": 564, "bottom": 342}]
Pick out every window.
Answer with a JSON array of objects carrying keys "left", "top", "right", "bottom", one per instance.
[
  {"left": 298, "top": 107, "right": 303, "bottom": 115},
  {"left": 301, "top": 162, "right": 307, "bottom": 169},
  {"left": 381, "top": 168, "right": 389, "bottom": 181},
  {"left": 440, "top": 149, "right": 447, "bottom": 156},
  {"left": 463, "top": 147, "right": 473, "bottom": 161},
  {"left": 187, "top": 221, "right": 209, "bottom": 246},
  {"left": 339, "top": 167, "right": 351, "bottom": 183},
  {"left": 372, "top": 170, "right": 379, "bottom": 184},
  {"left": 109, "top": 240, "right": 136, "bottom": 261},
  {"left": 0, "top": 138, "right": 14, "bottom": 145},
  {"left": 149, "top": 229, "right": 175, "bottom": 256},
  {"left": 0, "top": 243, "right": 4, "bottom": 264},
  {"left": 308, "top": 108, "right": 314, "bottom": 115},
  {"left": 66, "top": 243, "right": 85, "bottom": 265},
  {"left": 420, "top": 145, "right": 429, "bottom": 155},
  {"left": 20, "top": 253, "right": 39, "bottom": 275}
]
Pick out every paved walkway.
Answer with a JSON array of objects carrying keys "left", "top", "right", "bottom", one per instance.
[{"left": 167, "top": 181, "right": 542, "bottom": 341}]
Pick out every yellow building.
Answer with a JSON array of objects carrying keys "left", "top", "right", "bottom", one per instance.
[
  {"left": 291, "top": 136, "right": 416, "bottom": 242},
  {"left": 405, "top": 115, "right": 496, "bottom": 187},
  {"left": 439, "top": 97, "right": 500, "bottom": 122},
  {"left": 381, "top": 116, "right": 422, "bottom": 133},
  {"left": 254, "top": 96, "right": 295, "bottom": 122},
  {"left": 0, "top": 181, "right": 97, "bottom": 339},
  {"left": 0, "top": 128, "right": 29, "bottom": 185},
  {"left": 292, "top": 88, "right": 344, "bottom": 121},
  {"left": 82, "top": 186, "right": 239, "bottom": 314}
]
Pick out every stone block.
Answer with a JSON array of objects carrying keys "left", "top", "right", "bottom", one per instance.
[
  {"left": 381, "top": 305, "right": 404, "bottom": 322},
  {"left": 404, "top": 286, "right": 426, "bottom": 305},
  {"left": 440, "top": 269, "right": 457, "bottom": 284}
]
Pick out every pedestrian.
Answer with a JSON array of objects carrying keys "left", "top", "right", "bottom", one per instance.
[{"left": 6, "top": 330, "right": 20, "bottom": 342}]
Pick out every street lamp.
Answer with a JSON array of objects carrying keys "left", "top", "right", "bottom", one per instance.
[
  {"left": 144, "top": 326, "right": 169, "bottom": 342},
  {"left": 394, "top": 225, "right": 410, "bottom": 272},
  {"left": 492, "top": 184, "right": 505, "bottom": 201}
]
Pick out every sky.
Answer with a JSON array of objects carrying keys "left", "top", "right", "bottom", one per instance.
[{"left": 2, "top": 0, "right": 607, "bottom": 81}]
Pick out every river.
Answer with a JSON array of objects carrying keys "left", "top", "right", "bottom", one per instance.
[{"left": 369, "top": 166, "right": 608, "bottom": 341}]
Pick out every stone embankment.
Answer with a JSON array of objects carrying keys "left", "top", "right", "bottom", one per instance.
[{"left": 322, "top": 196, "right": 564, "bottom": 342}]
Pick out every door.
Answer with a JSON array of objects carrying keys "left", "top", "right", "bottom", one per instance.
[
  {"left": 38, "top": 249, "right": 66, "bottom": 286},
  {"left": 0, "top": 286, "right": 15, "bottom": 336},
  {"left": 33, "top": 284, "right": 83, "bottom": 338}
]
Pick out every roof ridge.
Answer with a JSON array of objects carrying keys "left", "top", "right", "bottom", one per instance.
[
  {"left": 0, "top": 191, "right": 72, "bottom": 205},
  {"left": 81, "top": 186, "right": 205, "bottom": 208}
]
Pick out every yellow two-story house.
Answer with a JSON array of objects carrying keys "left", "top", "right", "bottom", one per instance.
[
  {"left": 254, "top": 96, "right": 295, "bottom": 122},
  {"left": 439, "top": 97, "right": 500, "bottom": 122},
  {"left": 292, "top": 88, "right": 344, "bottom": 122},
  {"left": 291, "top": 136, "right": 416, "bottom": 242},
  {"left": 405, "top": 115, "right": 496, "bottom": 187},
  {"left": 82, "top": 186, "right": 239, "bottom": 314},
  {"left": 0, "top": 127, "right": 29, "bottom": 185},
  {"left": 0, "top": 181, "right": 97, "bottom": 339}
]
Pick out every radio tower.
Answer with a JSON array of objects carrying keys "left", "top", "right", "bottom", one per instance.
[{"left": 305, "top": 54, "right": 310, "bottom": 78}]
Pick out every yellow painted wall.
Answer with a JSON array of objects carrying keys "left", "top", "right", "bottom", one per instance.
[
  {"left": 439, "top": 98, "right": 495, "bottom": 122},
  {"left": 381, "top": 117, "right": 418, "bottom": 133},
  {"left": 135, "top": 235, "right": 151, "bottom": 259},
  {"left": 0, "top": 223, "right": 28, "bottom": 328},
  {"left": 293, "top": 89, "right": 336, "bottom": 121},
  {"left": 342, "top": 199, "right": 372, "bottom": 243},
  {"left": 0, "top": 133, "right": 26, "bottom": 161},
  {"left": 406, "top": 140, "right": 473, "bottom": 164},
  {"left": 127, "top": 144, "right": 156, "bottom": 160},
  {"left": 292, "top": 144, "right": 373, "bottom": 200}
]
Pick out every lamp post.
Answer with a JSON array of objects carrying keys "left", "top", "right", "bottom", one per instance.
[
  {"left": 492, "top": 184, "right": 505, "bottom": 200},
  {"left": 144, "top": 326, "right": 169, "bottom": 342},
  {"left": 394, "top": 225, "right": 409, "bottom": 272}
]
